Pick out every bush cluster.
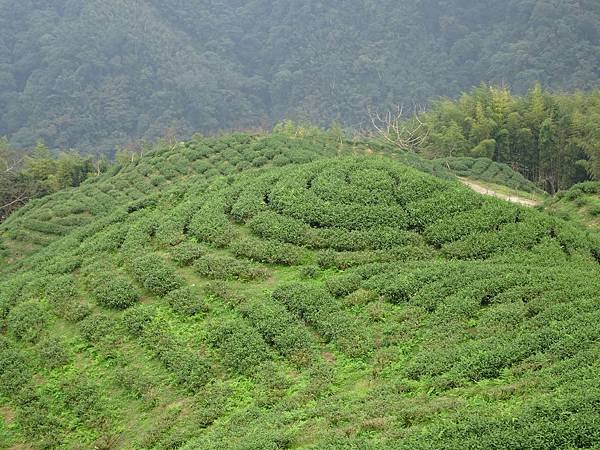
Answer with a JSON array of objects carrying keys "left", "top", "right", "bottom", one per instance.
[
  {"left": 272, "top": 283, "right": 372, "bottom": 357},
  {"left": 193, "top": 254, "right": 270, "bottom": 281},
  {"left": 207, "top": 318, "right": 272, "bottom": 375},
  {"left": 6, "top": 300, "right": 49, "bottom": 343},
  {"left": 131, "top": 254, "right": 183, "bottom": 296},
  {"left": 91, "top": 274, "right": 140, "bottom": 309},
  {"left": 164, "top": 287, "right": 207, "bottom": 316}
]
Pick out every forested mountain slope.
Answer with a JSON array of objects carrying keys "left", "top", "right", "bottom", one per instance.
[
  {"left": 1, "top": 133, "right": 599, "bottom": 449},
  {"left": 1, "top": 0, "right": 599, "bottom": 152}
]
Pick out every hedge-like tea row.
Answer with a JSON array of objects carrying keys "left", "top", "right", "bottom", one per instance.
[
  {"left": 230, "top": 237, "right": 307, "bottom": 266},
  {"left": 193, "top": 254, "right": 270, "bottom": 281},
  {"left": 239, "top": 295, "right": 317, "bottom": 366},
  {"left": 272, "top": 283, "right": 372, "bottom": 358},
  {"left": 122, "top": 306, "right": 213, "bottom": 391}
]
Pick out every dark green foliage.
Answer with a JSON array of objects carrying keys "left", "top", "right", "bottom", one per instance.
[
  {"left": 37, "top": 336, "right": 71, "bottom": 369},
  {"left": 131, "top": 254, "right": 183, "bottom": 296},
  {"left": 325, "top": 272, "right": 363, "bottom": 298},
  {"left": 419, "top": 85, "right": 600, "bottom": 192},
  {"left": 90, "top": 275, "right": 139, "bottom": 310},
  {"left": 207, "top": 319, "right": 271, "bottom": 375},
  {"left": 3, "top": 1, "right": 600, "bottom": 163},
  {"left": 193, "top": 254, "right": 270, "bottom": 281},
  {"left": 164, "top": 287, "right": 207, "bottom": 316},
  {"left": 0, "top": 338, "right": 32, "bottom": 397},
  {"left": 168, "top": 241, "right": 207, "bottom": 266},
  {"left": 6, "top": 300, "right": 48, "bottom": 343},
  {"left": 230, "top": 237, "right": 306, "bottom": 266}
]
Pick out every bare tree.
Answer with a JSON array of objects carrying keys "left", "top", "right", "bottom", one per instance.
[
  {"left": 1, "top": 192, "right": 29, "bottom": 210},
  {"left": 367, "top": 104, "right": 428, "bottom": 152}
]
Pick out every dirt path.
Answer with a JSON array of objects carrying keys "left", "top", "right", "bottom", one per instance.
[{"left": 459, "top": 178, "right": 541, "bottom": 207}]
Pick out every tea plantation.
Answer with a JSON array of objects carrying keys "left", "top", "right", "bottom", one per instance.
[{"left": 1, "top": 131, "right": 599, "bottom": 449}]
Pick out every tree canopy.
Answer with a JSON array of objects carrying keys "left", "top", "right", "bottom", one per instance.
[
  {"left": 1, "top": 0, "right": 599, "bottom": 152},
  {"left": 410, "top": 85, "right": 600, "bottom": 193}
]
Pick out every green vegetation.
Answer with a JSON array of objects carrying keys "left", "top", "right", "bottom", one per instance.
[
  {"left": 0, "top": 140, "right": 105, "bottom": 221},
  {"left": 408, "top": 85, "right": 600, "bottom": 193},
  {"left": 544, "top": 181, "right": 600, "bottom": 230},
  {"left": 1, "top": 1, "right": 600, "bottom": 152},
  {"left": 1, "top": 132, "right": 599, "bottom": 448},
  {"left": 437, "top": 156, "right": 542, "bottom": 194}
]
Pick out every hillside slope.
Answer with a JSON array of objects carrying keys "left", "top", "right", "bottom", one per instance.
[
  {"left": 2, "top": 0, "right": 600, "bottom": 151},
  {"left": 1, "top": 134, "right": 599, "bottom": 449},
  {"left": 544, "top": 182, "right": 600, "bottom": 231}
]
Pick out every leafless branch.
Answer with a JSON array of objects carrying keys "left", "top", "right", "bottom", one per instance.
[
  {"left": 1, "top": 193, "right": 29, "bottom": 210},
  {"left": 1, "top": 156, "right": 23, "bottom": 174},
  {"left": 367, "top": 104, "right": 429, "bottom": 152}
]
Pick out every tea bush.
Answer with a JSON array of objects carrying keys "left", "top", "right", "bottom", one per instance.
[
  {"left": 193, "top": 254, "right": 270, "bottom": 281},
  {"left": 78, "top": 313, "right": 121, "bottom": 345},
  {"left": 207, "top": 318, "right": 271, "bottom": 375},
  {"left": 37, "top": 336, "right": 72, "bottom": 369},
  {"left": 168, "top": 241, "right": 207, "bottom": 266},
  {"left": 121, "top": 304, "right": 156, "bottom": 337},
  {"left": 165, "top": 287, "right": 207, "bottom": 316},
  {"left": 0, "top": 338, "right": 32, "bottom": 396},
  {"left": 6, "top": 300, "right": 49, "bottom": 343},
  {"left": 131, "top": 254, "right": 183, "bottom": 296},
  {"left": 91, "top": 275, "right": 140, "bottom": 309},
  {"left": 230, "top": 237, "right": 306, "bottom": 265},
  {"left": 240, "top": 296, "right": 316, "bottom": 365},
  {"left": 188, "top": 191, "right": 238, "bottom": 247},
  {"left": 325, "top": 272, "right": 363, "bottom": 297}
]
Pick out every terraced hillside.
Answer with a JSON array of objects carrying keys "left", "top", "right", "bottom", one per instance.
[{"left": 1, "top": 133, "right": 599, "bottom": 449}]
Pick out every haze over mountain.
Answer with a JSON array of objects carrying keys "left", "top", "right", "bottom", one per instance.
[{"left": 1, "top": 0, "right": 599, "bottom": 152}]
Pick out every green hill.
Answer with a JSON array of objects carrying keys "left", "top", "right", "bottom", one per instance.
[{"left": 1, "top": 133, "right": 600, "bottom": 449}]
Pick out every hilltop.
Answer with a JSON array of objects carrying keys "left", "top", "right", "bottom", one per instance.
[{"left": 1, "top": 132, "right": 599, "bottom": 449}]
